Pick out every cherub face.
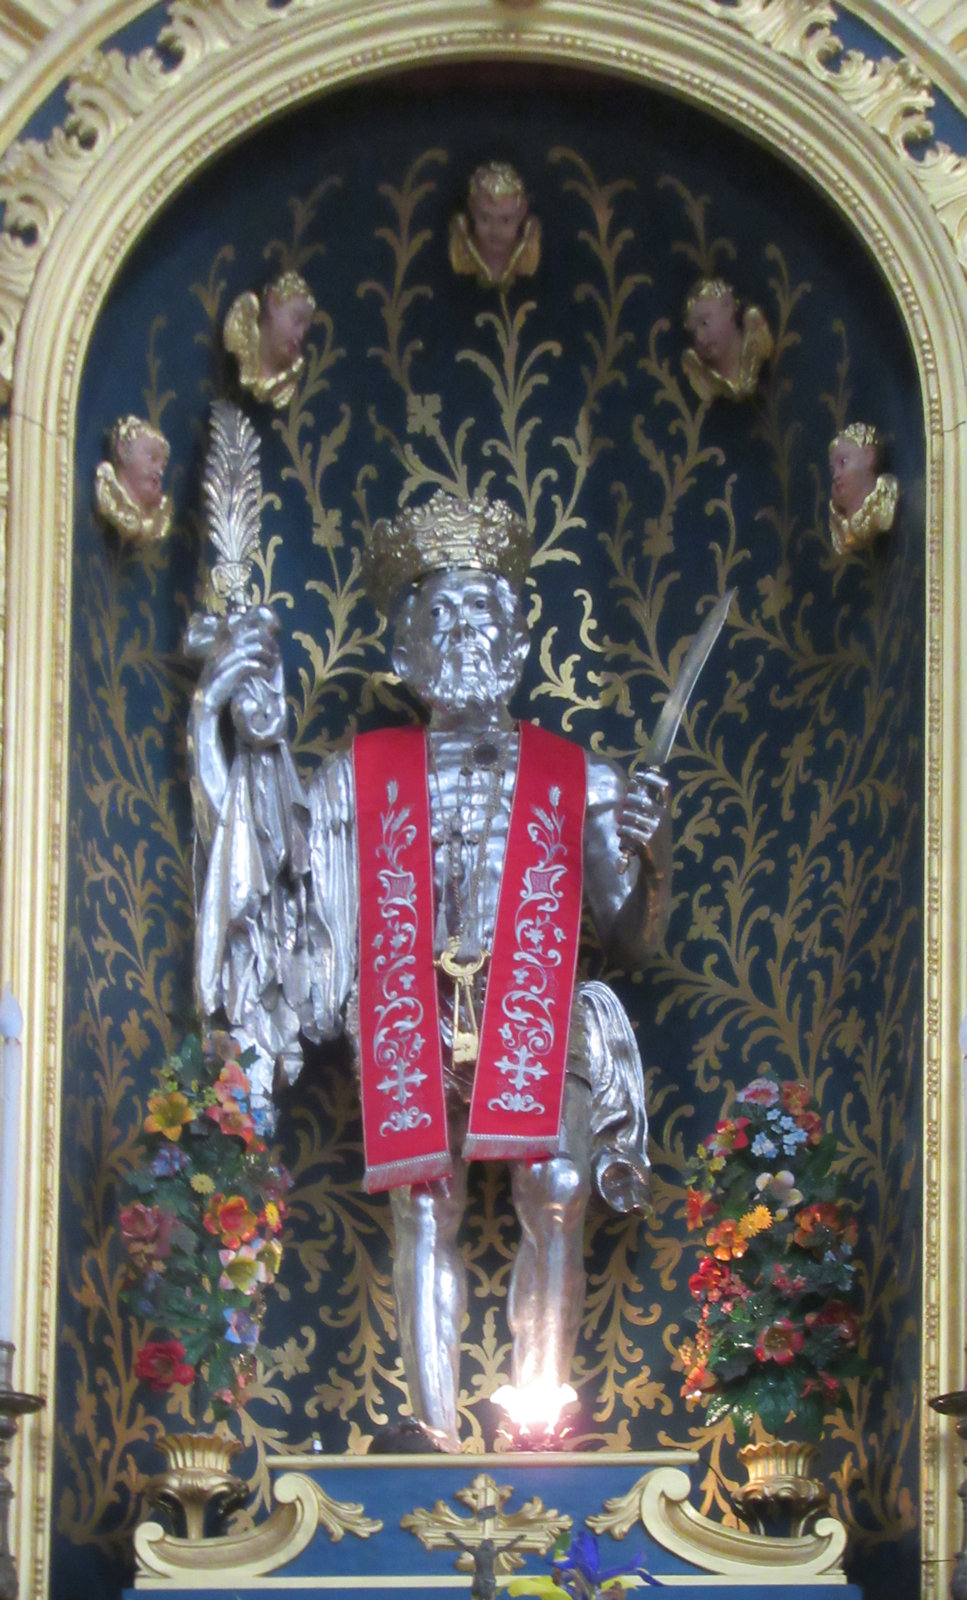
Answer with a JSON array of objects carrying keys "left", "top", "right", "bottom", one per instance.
[
  {"left": 118, "top": 433, "right": 167, "bottom": 510},
  {"left": 829, "top": 437, "right": 877, "bottom": 517},
  {"left": 684, "top": 293, "right": 741, "bottom": 370},
  {"left": 260, "top": 292, "right": 314, "bottom": 373},
  {"left": 468, "top": 191, "right": 527, "bottom": 275}
]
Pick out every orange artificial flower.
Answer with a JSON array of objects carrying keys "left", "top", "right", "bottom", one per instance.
[
  {"left": 792, "top": 1201, "right": 842, "bottom": 1247},
  {"left": 706, "top": 1218, "right": 749, "bottom": 1261},
  {"left": 203, "top": 1192, "right": 258, "bottom": 1248}
]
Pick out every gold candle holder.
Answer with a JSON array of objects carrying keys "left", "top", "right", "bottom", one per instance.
[
  {"left": 930, "top": 1390, "right": 967, "bottom": 1599},
  {"left": 0, "top": 1341, "right": 44, "bottom": 1600}
]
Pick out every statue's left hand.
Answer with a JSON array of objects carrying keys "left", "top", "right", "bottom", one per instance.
[{"left": 617, "top": 768, "right": 670, "bottom": 869}]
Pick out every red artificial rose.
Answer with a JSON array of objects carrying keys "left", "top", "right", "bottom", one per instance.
[
  {"left": 804, "top": 1371, "right": 844, "bottom": 1398},
  {"left": 796, "top": 1108, "right": 825, "bottom": 1145},
  {"left": 689, "top": 1256, "right": 730, "bottom": 1301},
  {"left": 134, "top": 1339, "right": 195, "bottom": 1391},
  {"left": 781, "top": 1081, "right": 812, "bottom": 1115},
  {"left": 805, "top": 1301, "right": 860, "bottom": 1346},
  {"left": 754, "top": 1317, "right": 805, "bottom": 1365},
  {"left": 770, "top": 1262, "right": 807, "bottom": 1294},
  {"left": 120, "top": 1202, "right": 172, "bottom": 1267}
]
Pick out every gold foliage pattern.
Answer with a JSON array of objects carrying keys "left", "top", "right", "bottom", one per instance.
[{"left": 56, "top": 91, "right": 921, "bottom": 1597}]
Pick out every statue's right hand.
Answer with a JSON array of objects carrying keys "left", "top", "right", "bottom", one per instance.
[{"left": 197, "top": 606, "right": 283, "bottom": 718}]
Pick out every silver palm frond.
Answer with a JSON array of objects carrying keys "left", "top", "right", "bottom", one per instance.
[{"left": 203, "top": 400, "right": 263, "bottom": 610}]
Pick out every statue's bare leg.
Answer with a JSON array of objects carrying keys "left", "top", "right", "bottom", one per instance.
[
  {"left": 389, "top": 1156, "right": 468, "bottom": 1450},
  {"left": 507, "top": 1078, "right": 592, "bottom": 1398}
]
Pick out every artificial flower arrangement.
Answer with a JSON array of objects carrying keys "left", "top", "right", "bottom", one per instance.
[
  {"left": 508, "top": 1531, "right": 660, "bottom": 1599},
  {"left": 119, "top": 1030, "right": 290, "bottom": 1421},
  {"left": 677, "top": 1073, "right": 865, "bottom": 1446}
]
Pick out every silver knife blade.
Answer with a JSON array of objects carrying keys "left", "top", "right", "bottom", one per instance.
[{"left": 636, "top": 588, "right": 736, "bottom": 771}]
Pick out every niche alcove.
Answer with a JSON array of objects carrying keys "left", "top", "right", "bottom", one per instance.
[{"left": 2, "top": 7, "right": 961, "bottom": 1598}]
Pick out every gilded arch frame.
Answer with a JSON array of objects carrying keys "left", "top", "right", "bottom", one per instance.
[{"left": 1, "top": 2, "right": 964, "bottom": 1593}]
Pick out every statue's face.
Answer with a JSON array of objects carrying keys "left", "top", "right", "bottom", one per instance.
[
  {"left": 684, "top": 293, "right": 741, "bottom": 370},
  {"left": 260, "top": 291, "right": 314, "bottom": 373},
  {"left": 118, "top": 432, "right": 167, "bottom": 509},
  {"left": 829, "top": 437, "right": 876, "bottom": 517},
  {"left": 468, "top": 190, "right": 526, "bottom": 275},
  {"left": 392, "top": 569, "right": 528, "bottom": 716}
]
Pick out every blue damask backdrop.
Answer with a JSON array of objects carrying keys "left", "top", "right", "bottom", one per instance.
[{"left": 59, "top": 61, "right": 921, "bottom": 1599}]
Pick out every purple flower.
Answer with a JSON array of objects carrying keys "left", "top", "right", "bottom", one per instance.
[
  {"left": 552, "top": 1530, "right": 658, "bottom": 1594},
  {"left": 151, "top": 1143, "right": 189, "bottom": 1176}
]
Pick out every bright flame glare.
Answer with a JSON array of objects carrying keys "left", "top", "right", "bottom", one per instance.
[{"left": 491, "top": 1380, "right": 577, "bottom": 1428}]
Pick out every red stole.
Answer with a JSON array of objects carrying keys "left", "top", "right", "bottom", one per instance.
[{"left": 353, "top": 723, "right": 586, "bottom": 1193}]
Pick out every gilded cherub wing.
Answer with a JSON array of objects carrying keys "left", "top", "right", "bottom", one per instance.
[
  {"left": 222, "top": 289, "right": 261, "bottom": 385},
  {"left": 202, "top": 399, "right": 263, "bottom": 610}
]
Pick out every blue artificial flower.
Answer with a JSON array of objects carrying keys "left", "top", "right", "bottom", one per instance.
[
  {"left": 251, "top": 1101, "right": 274, "bottom": 1136},
  {"left": 752, "top": 1133, "right": 778, "bottom": 1158},
  {"left": 782, "top": 1126, "right": 809, "bottom": 1154}
]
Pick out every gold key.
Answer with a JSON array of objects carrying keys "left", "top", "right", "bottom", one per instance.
[{"left": 437, "top": 943, "right": 487, "bottom": 1065}]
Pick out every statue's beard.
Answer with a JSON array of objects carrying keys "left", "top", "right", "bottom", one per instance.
[{"left": 406, "top": 638, "right": 521, "bottom": 713}]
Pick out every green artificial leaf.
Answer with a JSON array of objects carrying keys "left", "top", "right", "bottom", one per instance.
[{"left": 755, "top": 1369, "right": 800, "bottom": 1438}]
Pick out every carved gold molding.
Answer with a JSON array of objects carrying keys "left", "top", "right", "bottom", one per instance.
[
  {"left": 401, "top": 1472, "right": 571, "bottom": 1572},
  {"left": 696, "top": 0, "right": 967, "bottom": 270},
  {"left": 587, "top": 1467, "right": 848, "bottom": 1579},
  {"left": 1, "top": 4, "right": 964, "bottom": 1597},
  {"left": 6, "top": 0, "right": 967, "bottom": 398},
  {"left": 133, "top": 1469, "right": 381, "bottom": 1583},
  {"left": 0, "top": 0, "right": 291, "bottom": 388}
]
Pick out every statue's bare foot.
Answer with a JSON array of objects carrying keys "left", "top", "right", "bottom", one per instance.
[{"left": 368, "top": 1417, "right": 456, "bottom": 1454}]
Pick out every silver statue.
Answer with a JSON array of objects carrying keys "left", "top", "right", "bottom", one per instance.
[{"left": 188, "top": 475, "right": 671, "bottom": 1451}]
